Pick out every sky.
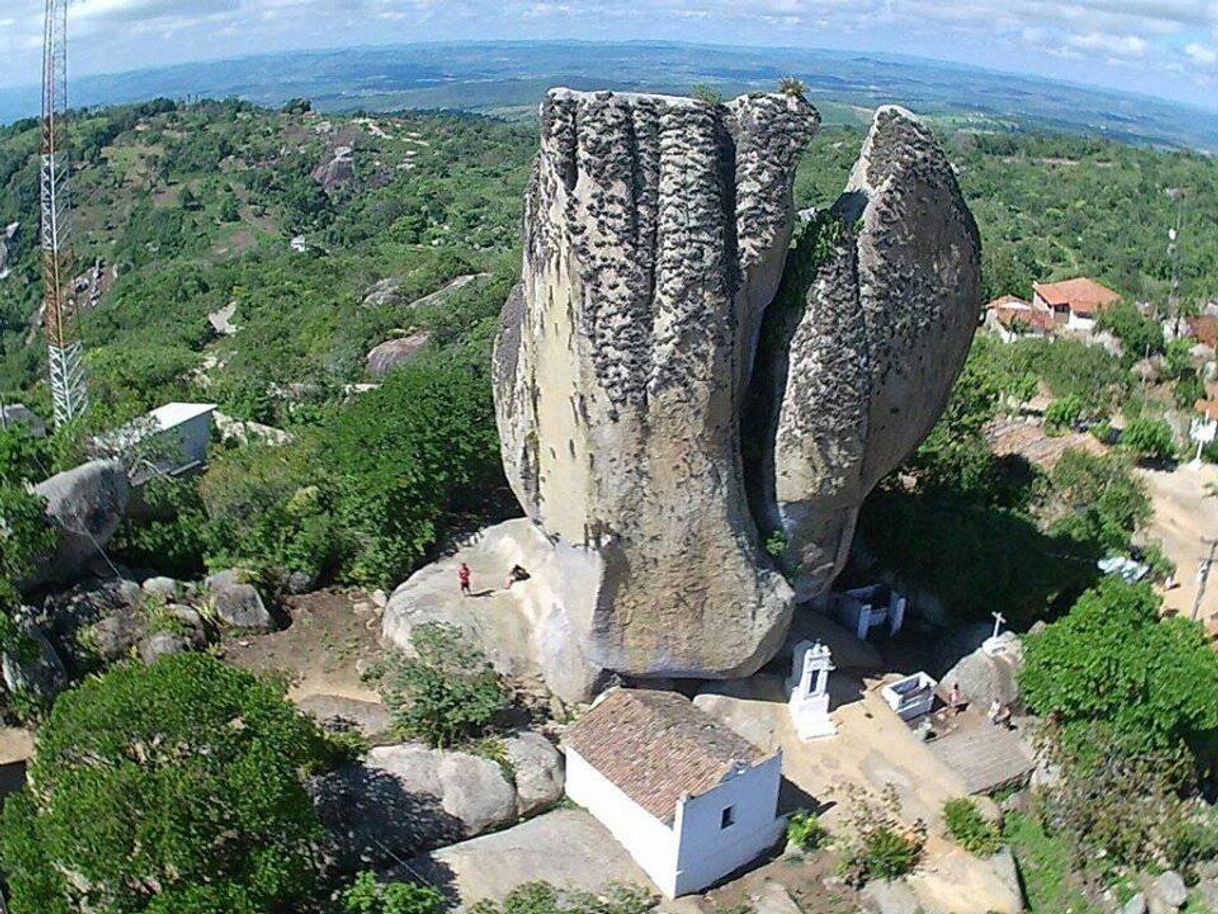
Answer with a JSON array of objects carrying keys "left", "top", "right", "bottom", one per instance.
[{"left": 1, "top": 0, "right": 1217, "bottom": 110}]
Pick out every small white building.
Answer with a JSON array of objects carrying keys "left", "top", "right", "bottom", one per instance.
[
  {"left": 563, "top": 688, "right": 784, "bottom": 898},
  {"left": 96, "top": 402, "right": 217, "bottom": 484},
  {"left": 832, "top": 584, "right": 906, "bottom": 642}
]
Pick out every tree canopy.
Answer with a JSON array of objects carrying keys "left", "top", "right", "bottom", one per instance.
[
  {"left": 1, "top": 654, "right": 335, "bottom": 914},
  {"left": 1021, "top": 577, "right": 1218, "bottom": 758}
]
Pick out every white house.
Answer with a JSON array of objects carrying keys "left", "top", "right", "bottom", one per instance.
[{"left": 562, "top": 688, "right": 784, "bottom": 897}]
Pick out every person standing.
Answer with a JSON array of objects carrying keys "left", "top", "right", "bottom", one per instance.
[{"left": 458, "top": 562, "right": 472, "bottom": 597}]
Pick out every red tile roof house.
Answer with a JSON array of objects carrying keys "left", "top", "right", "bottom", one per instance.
[
  {"left": 1032, "top": 278, "right": 1122, "bottom": 332},
  {"left": 985, "top": 295, "right": 1055, "bottom": 341},
  {"left": 562, "top": 688, "right": 784, "bottom": 897}
]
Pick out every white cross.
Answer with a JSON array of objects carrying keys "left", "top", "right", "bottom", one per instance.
[{"left": 991, "top": 611, "right": 1006, "bottom": 640}]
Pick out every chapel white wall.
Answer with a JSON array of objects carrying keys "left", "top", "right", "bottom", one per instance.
[
  {"left": 672, "top": 752, "right": 784, "bottom": 896},
  {"left": 563, "top": 748, "right": 680, "bottom": 896}
]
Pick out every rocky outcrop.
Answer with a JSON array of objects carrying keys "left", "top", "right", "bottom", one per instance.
[
  {"left": 366, "top": 332, "right": 431, "bottom": 378},
  {"left": 502, "top": 730, "right": 564, "bottom": 816},
  {"left": 490, "top": 93, "right": 979, "bottom": 683},
  {"left": 941, "top": 631, "right": 1023, "bottom": 711},
  {"left": 382, "top": 518, "right": 606, "bottom": 703},
  {"left": 0, "top": 221, "right": 17, "bottom": 280},
  {"left": 494, "top": 88, "right": 817, "bottom": 679},
  {"left": 29, "top": 460, "right": 130, "bottom": 588},
  {"left": 314, "top": 743, "right": 519, "bottom": 871},
  {"left": 312, "top": 145, "right": 355, "bottom": 192},
  {"left": 750, "top": 106, "right": 982, "bottom": 601},
  {"left": 1, "top": 627, "right": 67, "bottom": 704},
  {"left": 204, "top": 569, "right": 275, "bottom": 633}
]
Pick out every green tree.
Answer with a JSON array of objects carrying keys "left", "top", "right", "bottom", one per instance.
[
  {"left": 0, "top": 484, "right": 57, "bottom": 649},
  {"left": 0, "top": 654, "right": 334, "bottom": 914},
  {"left": 1048, "top": 450, "right": 1150, "bottom": 552},
  {"left": 1095, "top": 299, "right": 1163, "bottom": 361},
  {"left": 1021, "top": 578, "right": 1218, "bottom": 758}
]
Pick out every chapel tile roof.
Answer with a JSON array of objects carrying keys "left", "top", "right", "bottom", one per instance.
[{"left": 562, "top": 688, "right": 770, "bottom": 823}]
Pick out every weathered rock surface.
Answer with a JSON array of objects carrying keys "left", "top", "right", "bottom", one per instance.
[
  {"left": 750, "top": 106, "right": 982, "bottom": 601},
  {"left": 29, "top": 460, "right": 130, "bottom": 588},
  {"left": 1, "top": 627, "right": 67, "bottom": 703},
  {"left": 312, "top": 145, "right": 355, "bottom": 192},
  {"left": 366, "top": 331, "right": 431, "bottom": 378},
  {"left": 297, "top": 694, "right": 394, "bottom": 742},
  {"left": 491, "top": 91, "right": 979, "bottom": 681},
  {"left": 940, "top": 631, "right": 1023, "bottom": 711},
  {"left": 204, "top": 569, "right": 275, "bottom": 633},
  {"left": 382, "top": 518, "right": 606, "bottom": 703},
  {"left": 314, "top": 743, "right": 517, "bottom": 871},
  {"left": 502, "top": 730, "right": 564, "bottom": 816},
  {"left": 494, "top": 88, "right": 817, "bottom": 679}
]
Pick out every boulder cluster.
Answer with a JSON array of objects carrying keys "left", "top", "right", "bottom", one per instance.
[{"left": 490, "top": 88, "right": 981, "bottom": 689}]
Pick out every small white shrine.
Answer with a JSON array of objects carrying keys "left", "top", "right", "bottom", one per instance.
[
  {"left": 787, "top": 640, "right": 837, "bottom": 740},
  {"left": 832, "top": 584, "right": 907, "bottom": 642}
]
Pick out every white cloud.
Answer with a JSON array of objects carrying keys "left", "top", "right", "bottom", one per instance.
[
  {"left": 1066, "top": 31, "right": 1149, "bottom": 56},
  {"left": 1187, "top": 40, "right": 1218, "bottom": 63}
]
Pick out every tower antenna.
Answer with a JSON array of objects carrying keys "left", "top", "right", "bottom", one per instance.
[{"left": 41, "top": 0, "right": 88, "bottom": 426}]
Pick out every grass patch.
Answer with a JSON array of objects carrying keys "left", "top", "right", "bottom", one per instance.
[{"left": 1004, "top": 812, "right": 1102, "bottom": 914}]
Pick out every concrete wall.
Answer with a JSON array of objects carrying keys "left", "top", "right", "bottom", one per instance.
[
  {"left": 170, "top": 413, "right": 212, "bottom": 468},
  {"left": 563, "top": 748, "right": 680, "bottom": 896},
  {"left": 672, "top": 752, "right": 784, "bottom": 896}
]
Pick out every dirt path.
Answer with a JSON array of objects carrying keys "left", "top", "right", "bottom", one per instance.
[
  {"left": 1138, "top": 462, "right": 1218, "bottom": 631},
  {"left": 222, "top": 589, "right": 385, "bottom": 703}
]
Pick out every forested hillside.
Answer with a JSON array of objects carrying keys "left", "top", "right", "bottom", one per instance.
[{"left": 1, "top": 96, "right": 1217, "bottom": 594}]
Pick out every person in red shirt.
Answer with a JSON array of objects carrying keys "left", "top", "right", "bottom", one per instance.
[{"left": 458, "top": 562, "right": 472, "bottom": 597}]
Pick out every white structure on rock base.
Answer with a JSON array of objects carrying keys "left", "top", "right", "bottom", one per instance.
[
  {"left": 833, "top": 584, "right": 907, "bottom": 641},
  {"left": 562, "top": 688, "right": 784, "bottom": 898},
  {"left": 787, "top": 640, "right": 837, "bottom": 740}
]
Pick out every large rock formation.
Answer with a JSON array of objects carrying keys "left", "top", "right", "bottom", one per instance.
[
  {"left": 28, "top": 459, "right": 130, "bottom": 589},
  {"left": 482, "top": 92, "right": 979, "bottom": 686},
  {"left": 748, "top": 106, "right": 982, "bottom": 601},
  {"left": 494, "top": 88, "right": 817, "bottom": 679}
]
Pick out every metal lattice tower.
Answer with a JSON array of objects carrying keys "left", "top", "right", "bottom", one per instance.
[{"left": 41, "top": 0, "right": 88, "bottom": 426}]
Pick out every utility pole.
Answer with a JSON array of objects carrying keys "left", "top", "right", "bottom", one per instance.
[{"left": 1191, "top": 536, "right": 1218, "bottom": 622}]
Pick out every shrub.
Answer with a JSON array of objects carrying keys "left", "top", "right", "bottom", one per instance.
[
  {"left": 342, "top": 872, "right": 446, "bottom": 914},
  {"left": 1121, "top": 416, "right": 1176, "bottom": 463},
  {"left": 468, "top": 882, "right": 654, "bottom": 914},
  {"left": 787, "top": 809, "right": 830, "bottom": 851},
  {"left": 690, "top": 84, "right": 725, "bottom": 105},
  {"left": 943, "top": 798, "right": 1002, "bottom": 856},
  {"left": 1045, "top": 395, "right": 1086, "bottom": 431},
  {"left": 837, "top": 785, "right": 926, "bottom": 887},
  {"left": 0, "top": 654, "right": 333, "bottom": 914},
  {"left": 778, "top": 76, "right": 807, "bottom": 98},
  {"left": 376, "top": 622, "right": 510, "bottom": 748}
]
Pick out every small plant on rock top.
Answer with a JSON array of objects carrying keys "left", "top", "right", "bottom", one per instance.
[
  {"left": 943, "top": 797, "right": 1002, "bottom": 856},
  {"left": 375, "top": 621, "right": 510, "bottom": 748},
  {"left": 787, "top": 808, "right": 830, "bottom": 851},
  {"left": 837, "top": 784, "right": 927, "bottom": 886},
  {"left": 778, "top": 76, "right": 807, "bottom": 98}
]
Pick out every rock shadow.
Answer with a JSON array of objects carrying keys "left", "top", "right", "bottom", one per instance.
[{"left": 314, "top": 766, "right": 465, "bottom": 874}]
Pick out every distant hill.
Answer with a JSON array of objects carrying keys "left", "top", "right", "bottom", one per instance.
[{"left": 1, "top": 40, "right": 1216, "bottom": 151}]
